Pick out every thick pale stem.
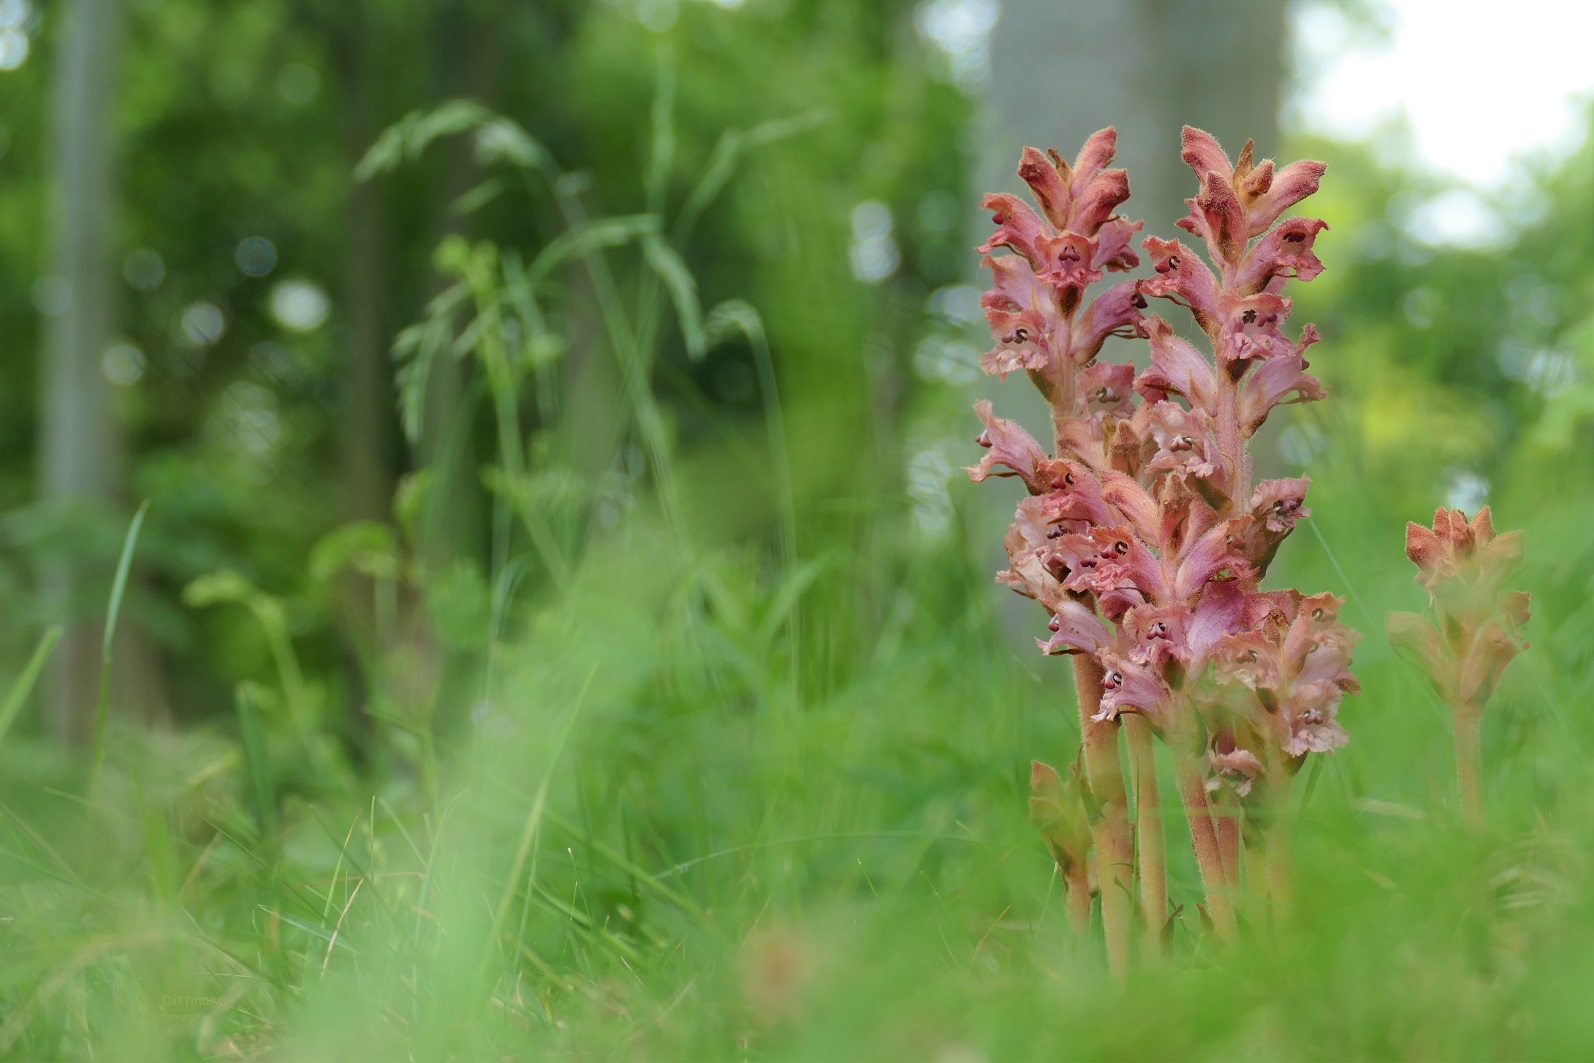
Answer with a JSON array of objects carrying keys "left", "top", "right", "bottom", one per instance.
[
  {"left": 1217, "top": 808, "right": 1241, "bottom": 895},
  {"left": 1213, "top": 368, "right": 1251, "bottom": 509},
  {"left": 1175, "top": 755, "right": 1236, "bottom": 941},
  {"left": 1246, "top": 840, "right": 1273, "bottom": 917},
  {"left": 1268, "top": 821, "right": 1293, "bottom": 912},
  {"left": 1454, "top": 705, "right": 1485, "bottom": 830},
  {"left": 1247, "top": 774, "right": 1294, "bottom": 930},
  {"left": 1124, "top": 715, "right": 1166, "bottom": 946},
  {"left": 1064, "top": 867, "right": 1093, "bottom": 937},
  {"left": 1072, "top": 655, "right": 1134, "bottom": 977}
]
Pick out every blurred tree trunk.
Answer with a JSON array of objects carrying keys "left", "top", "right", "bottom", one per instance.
[
  {"left": 37, "top": 0, "right": 137, "bottom": 745},
  {"left": 333, "top": 4, "right": 399, "bottom": 529},
  {"left": 985, "top": 0, "right": 1286, "bottom": 246},
  {"left": 412, "top": 0, "right": 514, "bottom": 573}
]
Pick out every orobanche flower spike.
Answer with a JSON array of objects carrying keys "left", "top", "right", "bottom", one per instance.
[
  {"left": 1388, "top": 507, "right": 1530, "bottom": 828},
  {"left": 970, "top": 128, "right": 1353, "bottom": 973}
]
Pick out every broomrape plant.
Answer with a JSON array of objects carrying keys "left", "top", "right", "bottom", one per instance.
[
  {"left": 1388, "top": 507, "right": 1531, "bottom": 830},
  {"left": 971, "top": 127, "right": 1358, "bottom": 973}
]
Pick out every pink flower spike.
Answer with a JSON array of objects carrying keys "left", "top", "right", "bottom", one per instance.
[
  {"left": 1207, "top": 747, "right": 1264, "bottom": 797},
  {"left": 1097, "top": 653, "right": 1172, "bottom": 726},
  {"left": 1071, "top": 127, "right": 1120, "bottom": 190},
  {"left": 1179, "top": 126, "right": 1233, "bottom": 184},
  {"left": 1138, "top": 237, "right": 1220, "bottom": 331},
  {"left": 966, "top": 400, "right": 1051, "bottom": 494},
  {"left": 1237, "top": 217, "right": 1330, "bottom": 292},
  {"left": 1093, "top": 217, "right": 1144, "bottom": 273},
  {"left": 980, "top": 307, "right": 1051, "bottom": 380},
  {"left": 1038, "top": 598, "right": 1112, "bottom": 657},
  {"left": 1179, "top": 171, "right": 1248, "bottom": 265},
  {"left": 1236, "top": 323, "right": 1324, "bottom": 435},
  {"left": 1136, "top": 316, "right": 1217, "bottom": 410},
  {"left": 1174, "top": 522, "right": 1254, "bottom": 599},
  {"left": 1245, "top": 158, "right": 1327, "bottom": 236},
  {"left": 1073, "top": 280, "right": 1146, "bottom": 365},
  {"left": 1069, "top": 166, "right": 1132, "bottom": 235},
  {"left": 1017, "top": 146, "right": 1074, "bottom": 229},
  {"left": 1035, "top": 231, "right": 1106, "bottom": 293},
  {"left": 977, "top": 192, "right": 1050, "bottom": 266}
]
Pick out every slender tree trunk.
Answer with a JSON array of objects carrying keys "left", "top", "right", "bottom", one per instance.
[
  {"left": 38, "top": 0, "right": 128, "bottom": 745},
  {"left": 413, "top": 0, "right": 512, "bottom": 573},
  {"left": 334, "top": 4, "right": 398, "bottom": 530}
]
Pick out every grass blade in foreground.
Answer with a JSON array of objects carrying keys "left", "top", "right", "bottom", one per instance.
[{"left": 89, "top": 500, "right": 150, "bottom": 797}]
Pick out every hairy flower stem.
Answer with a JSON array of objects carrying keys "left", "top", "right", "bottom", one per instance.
[
  {"left": 1217, "top": 809, "right": 1241, "bottom": 895},
  {"left": 1453, "top": 704, "right": 1485, "bottom": 829},
  {"left": 1175, "top": 754, "right": 1236, "bottom": 941},
  {"left": 1246, "top": 785, "right": 1292, "bottom": 929},
  {"left": 1073, "top": 654, "right": 1134, "bottom": 976},
  {"left": 1064, "top": 866, "right": 1094, "bottom": 936},
  {"left": 1124, "top": 715, "right": 1166, "bottom": 944}
]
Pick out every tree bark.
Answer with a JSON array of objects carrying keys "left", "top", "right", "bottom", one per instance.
[
  {"left": 333, "top": 2, "right": 399, "bottom": 529},
  {"left": 38, "top": 0, "right": 133, "bottom": 745},
  {"left": 983, "top": 0, "right": 1286, "bottom": 243}
]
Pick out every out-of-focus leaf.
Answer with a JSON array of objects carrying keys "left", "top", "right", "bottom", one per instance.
[
  {"left": 425, "top": 560, "right": 491, "bottom": 653},
  {"left": 642, "top": 233, "right": 704, "bottom": 360},
  {"left": 525, "top": 215, "right": 660, "bottom": 286},
  {"left": 310, "top": 522, "right": 400, "bottom": 584}
]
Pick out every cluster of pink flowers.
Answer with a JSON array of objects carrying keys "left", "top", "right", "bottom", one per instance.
[{"left": 969, "top": 127, "right": 1357, "bottom": 955}]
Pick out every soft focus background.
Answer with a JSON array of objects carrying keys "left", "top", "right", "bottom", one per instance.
[{"left": 1, "top": 0, "right": 1592, "bottom": 1057}]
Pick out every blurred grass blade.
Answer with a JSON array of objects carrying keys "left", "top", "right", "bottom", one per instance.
[
  {"left": 236, "top": 682, "right": 279, "bottom": 848},
  {"left": 481, "top": 665, "right": 597, "bottom": 980},
  {"left": 0, "top": 626, "right": 62, "bottom": 748},
  {"left": 674, "top": 109, "right": 824, "bottom": 242},
  {"left": 642, "top": 233, "right": 705, "bottom": 360},
  {"left": 90, "top": 500, "right": 151, "bottom": 797},
  {"left": 263, "top": 906, "right": 358, "bottom": 955},
  {"left": 133, "top": 770, "right": 178, "bottom": 905},
  {"left": 525, "top": 215, "right": 659, "bottom": 287},
  {"left": 646, "top": 41, "right": 675, "bottom": 216},
  {"left": 707, "top": 299, "right": 795, "bottom": 567}
]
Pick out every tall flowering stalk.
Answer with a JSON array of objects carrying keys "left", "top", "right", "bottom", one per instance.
[
  {"left": 1388, "top": 508, "right": 1529, "bottom": 828},
  {"left": 971, "top": 128, "right": 1358, "bottom": 968}
]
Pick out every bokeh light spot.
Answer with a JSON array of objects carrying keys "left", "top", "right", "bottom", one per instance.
[
  {"left": 270, "top": 279, "right": 330, "bottom": 333},
  {"left": 102, "top": 342, "right": 146, "bottom": 386},
  {"left": 123, "top": 248, "right": 166, "bottom": 291},
  {"left": 32, "top": 275, "right": 69, "bottom": 316},
  {"left": 236, "top": 235, "right": 278, "bottom": 277},
  {"left": 849, "top": 200, "right": 899, "bottom": 284},
  {"left": 180, "top": 301, "right": 226, "bottom": 347},
  {"left": 0, "top": 27, "right": 27, "bottom": 70},
  {"left": 276, "top": 61, "right": 319, "bottom": 105}
]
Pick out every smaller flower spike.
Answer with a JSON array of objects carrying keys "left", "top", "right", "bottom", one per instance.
[{"left": 1387, "top": 506, "right": 1530, "bottom": 827}]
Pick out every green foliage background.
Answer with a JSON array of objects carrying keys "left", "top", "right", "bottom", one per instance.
[{"left": 0, "top": 0, "right": 1592, "bottom": 1058}]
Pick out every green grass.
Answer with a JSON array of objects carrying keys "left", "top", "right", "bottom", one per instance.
[
  {"left": 6, "top": 91, "right": 1593, "bottom": 1063},
  {"left": 0, "top": 448, "right": 1588, "bottom": 1060}
]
